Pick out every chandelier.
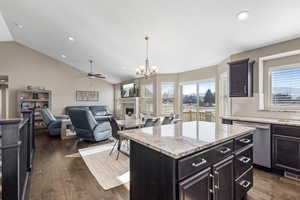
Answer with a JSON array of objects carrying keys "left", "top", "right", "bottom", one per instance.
[{"left": 136, "top": 36, "right": 159, "bottom": 78}]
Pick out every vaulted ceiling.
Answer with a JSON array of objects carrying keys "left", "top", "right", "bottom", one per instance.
[
  {"left": 0, "top": 12, "right": 12, "bottom": 41},
  {"left": 1, "top": 0, "right": 300, "bottom": 83}
]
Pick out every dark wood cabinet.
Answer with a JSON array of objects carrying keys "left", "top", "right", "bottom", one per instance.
[
  {"left": 228, "top": 58, "right": 255, "bottom": 97},
  {"left": 234, "top": 133, "right": 253, "bottom": 152},
  {"left": 130, "top": 133, "right": 253, "bottom": 200},
  {"left": 179, "top": 168, "right": 212, "bottom": 200},
  {"left": 212, "top": 156, "right": 234, "bottom": 200},
  {"left": 272, "top": 125, "right": 300, "bottom": 172},
  {"left": 234, "top": 145, "right": 253, "bottom": 179},
  {"left": 235, "top": 167, "right": 253, "bottom": 200},
  {"left": 178, "top": 140, "right": 233, "bottom": 180},
  {"left": 273, "top": 135, "right": 300, "bottom": 172}
]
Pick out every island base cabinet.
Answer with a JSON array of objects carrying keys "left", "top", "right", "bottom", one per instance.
[
  {"left": 235, "top": 167, "right": 253, "bottom": 200},
  {"left": 179, "top": 168, "right": 212, "bottom": 200},
  {"left": 179, "top": 156, "right": 235, "bottom": 200},
  {"left": 129, "top": 136, "right": 253, "bottom": 200},
  {"left": 130, "top": 141, "right": 177, "bottom": 200},
  {"left": 212, "top": 156, "right": 234, "bottom": 200}
]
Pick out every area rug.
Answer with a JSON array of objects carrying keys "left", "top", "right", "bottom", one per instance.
[{"left": 78, "top": 143, "right": 130, "bottom": 190}]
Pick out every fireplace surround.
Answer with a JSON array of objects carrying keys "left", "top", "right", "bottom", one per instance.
[{"left": 120, "top": 97, "right": 139, "bottom": 119}]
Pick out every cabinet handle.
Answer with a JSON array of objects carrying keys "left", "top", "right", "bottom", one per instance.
[
  {"left": 192, "top": 159, "right": 207, "bottom": 167},
  {"left": 210, "top": 174, "right": 215, "bottom": 194},
  {"left": 219, "top": 147, "right": 231, "bottom": 154},
  {"left": 215, "top": 171, "right": 220, "bottom": 190},
  {"left": 239, "top": 138, "right": 251, "bottom": 144},
  {"left": 239, "top": 156, "right": 251, "bottom": 164},
  {"left": 244, "top": 84, "right": 247, "bottom": 95},
  {"left": 240, "top": 180, "right": 251, "bottom": 189}
]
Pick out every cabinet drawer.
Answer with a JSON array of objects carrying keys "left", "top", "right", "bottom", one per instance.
[
  {"left": 235, "top": 167, "right": 253, "bottom": 200},
  {"left": 272, "top": 124, "right": 300, "bottom": 138},
  {"left": 235, "top": 133, "right": 253, "bottom": 152},
  {"left": 178, "top": 140, "right": 233, "bottom": 180},
  {"left": 234, "top": 145, "right": 253, "bottom": 179}
]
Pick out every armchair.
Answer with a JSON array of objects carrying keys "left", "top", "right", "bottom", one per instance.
[
  {"left": 41, "top": 108, "right": 68, "bottom": 136},
  {"left": 68, "top": 109, "right": 112, "bottom": 142},
  {"left": 65, "top": 105, "right": 111, "bottom": 122}
]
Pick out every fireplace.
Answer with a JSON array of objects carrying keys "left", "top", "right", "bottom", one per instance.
[
  {"left": 126, "top": 108, "right": 134, "bottom": 115},
  {"left": 120, "top": 97, "right": 139, "bottom": 119}
]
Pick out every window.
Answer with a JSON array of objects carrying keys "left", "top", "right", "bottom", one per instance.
[
  {"left": 182, "top": 83, "right": 198, "bottom": 122},
  {"left": 198, "top": 81, "right": 215, "bottom": 107},
  {"left": 269, "top": 65, "right": 300, "bottom": 108},
  {"left": 161, "top": 82, "right": 175, "bottom": 115},
  {"left": 181, "top": 80, "right": 216, "bottom": 122},
  {"left": 140, "top": 84, "right": 153, "bottom": 114}
]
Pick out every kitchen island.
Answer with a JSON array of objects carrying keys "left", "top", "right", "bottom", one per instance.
[{"left": 120, "top": 121, "right": 255, "bottom": 200}]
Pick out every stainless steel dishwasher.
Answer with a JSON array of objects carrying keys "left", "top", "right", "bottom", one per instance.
[{"left": 233, "top": 121, "right": 271, "bottom": 168}]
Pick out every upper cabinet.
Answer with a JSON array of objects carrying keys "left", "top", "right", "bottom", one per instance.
[{"left": 228, "top": 58, "right": 255, "bottom": 97}]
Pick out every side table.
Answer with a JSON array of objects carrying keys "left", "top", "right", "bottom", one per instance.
[{"left": 60, "top": 119, "right": 77, "bottom": 140}]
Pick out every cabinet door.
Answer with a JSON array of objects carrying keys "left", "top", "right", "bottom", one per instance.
[
  {"left": 229, "top": 64, "right": 248, "bottom": 97},
  {"left": 228, "top": 59, "right": 253, "bottom": 97},
  {"left": 273, "top": 135, "right": 300, "bottom": 172},
  {"left": 212, "top": 156, "right": 234, "bottom": 200},
  {"left": 179, "top": 167, "right": 211, "bottom": 200}
]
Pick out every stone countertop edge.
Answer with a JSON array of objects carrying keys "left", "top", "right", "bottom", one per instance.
[
  {"left": 120, "top": 128, "right": 254, "bottom": 159},
  {"left": 221, "top": 116, "right": 300, "bottom": 127}
]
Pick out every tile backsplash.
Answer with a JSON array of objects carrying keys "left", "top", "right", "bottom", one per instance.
[{"left": 231, "top": 93, "right": 300, "bottom": 120}]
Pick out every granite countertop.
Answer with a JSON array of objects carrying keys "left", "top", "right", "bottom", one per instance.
[
  {"left": 119, "top": 121, "right": 255, "bottom": 159},
  {"left": 222, "top": 116, "right": 300, "bottom": 126}
]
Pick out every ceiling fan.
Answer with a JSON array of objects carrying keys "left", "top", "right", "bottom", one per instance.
[{"left": 87, "top": 59, "right": 106, "bottom": 79}]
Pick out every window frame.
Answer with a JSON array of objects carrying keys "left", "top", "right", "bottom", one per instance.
[
  {"left": 139, "top": 83, "right": 154, "bottom": 115},
  {"left": 267, "top": 63, "right": 300, "bottom": 111},
  {"left": 160, "top": 82, "right": 176, "bottom": 115},
  {"left": 180, "top": 78, "right": 216, "bottom": 122}
]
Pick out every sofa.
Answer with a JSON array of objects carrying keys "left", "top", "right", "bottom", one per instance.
[
  {"left": 41, "top": 108, "right": 68, "bottom": 136},
  {"left": 65, "top": 105, "right": 112, "bottom": 122}
]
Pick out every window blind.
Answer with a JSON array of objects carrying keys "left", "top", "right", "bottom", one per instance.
[{"left": 271, "top": 67, "right": 300, "bottom": 106}]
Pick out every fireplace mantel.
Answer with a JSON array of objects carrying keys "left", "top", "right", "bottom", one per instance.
[{"left": 120, "top": 97, "right": 139, "bottom": 103}]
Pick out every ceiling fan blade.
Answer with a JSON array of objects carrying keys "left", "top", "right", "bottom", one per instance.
[{"left": 88, "top": 73, "right": 106, "bottom": 79}]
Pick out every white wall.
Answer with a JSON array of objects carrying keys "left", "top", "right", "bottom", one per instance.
[{"left": 0, "top": 42, "right": 114, "bottom": 117}]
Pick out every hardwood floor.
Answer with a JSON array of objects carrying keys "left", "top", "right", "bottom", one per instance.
[
  {"left": 248, "top": 170, "right": 300, "bottom": 200},
  {"left": 29, "top": 131, "right": 300, "bottom": 200},
  {"left": 29, "top": 131, "right": 129, "bottom": 200}
]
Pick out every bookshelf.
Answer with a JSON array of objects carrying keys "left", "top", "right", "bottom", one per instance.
[{"left": 17, "top": 89, "right": 52, "bottom": 128}]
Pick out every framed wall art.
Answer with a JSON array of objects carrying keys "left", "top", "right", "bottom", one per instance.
[{"left": 76, "top": 90, "right": 99, "bottom": 102}]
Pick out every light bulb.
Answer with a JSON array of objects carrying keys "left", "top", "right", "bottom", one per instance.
[{"left": 237, "top": 11, "right": 249, "bottom": 21}]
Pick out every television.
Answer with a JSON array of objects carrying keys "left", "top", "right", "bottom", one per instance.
[{"left": 121, "top": 83, "right": 138, "bottom": 98}]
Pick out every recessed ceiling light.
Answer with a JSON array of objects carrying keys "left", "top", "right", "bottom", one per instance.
[
  {"left": 237, "top": 10, "right": 249, "bottom": 21},
  {"left": 61, "top": 54, "right": 67, "bottom": 58},
  {"left": 68, "top": 36, "right": 75, "bottom": 42},
  {"left": 14, "top": 23, "right": 23, "bottom": 29}
]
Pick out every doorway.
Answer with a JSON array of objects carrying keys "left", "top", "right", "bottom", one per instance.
[
  {"left": 0, "top": 75, "right": 9, "bottom": 119},
  {"left": 181, "top": 80, "right": 216, "bottom": 122}
]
